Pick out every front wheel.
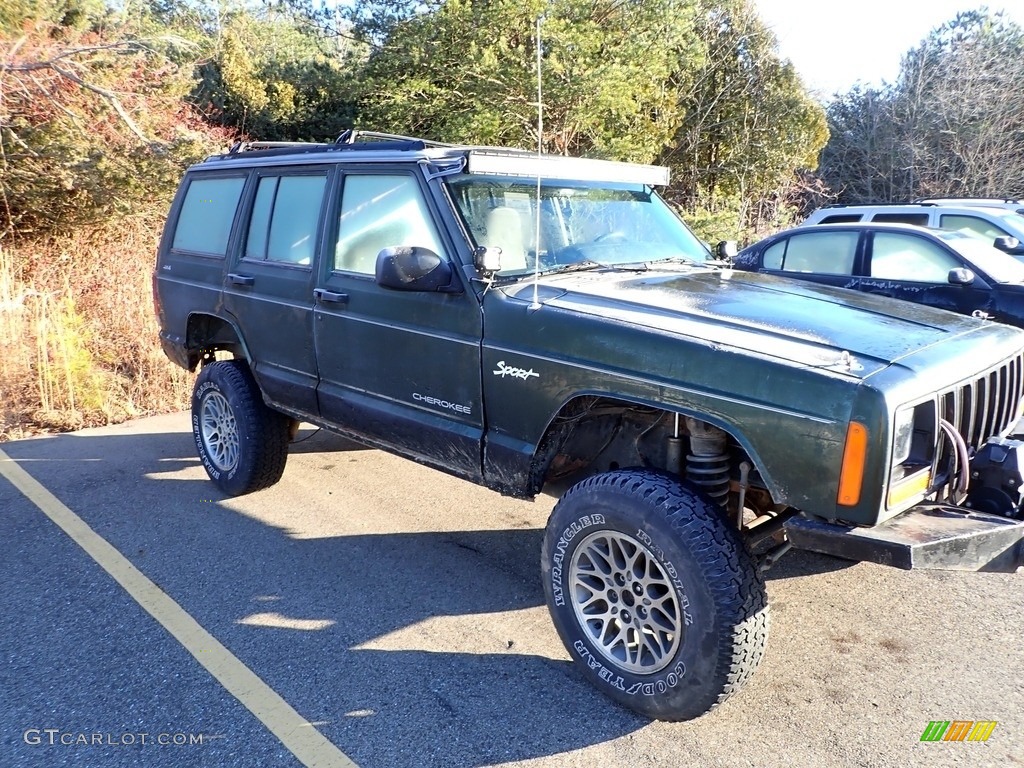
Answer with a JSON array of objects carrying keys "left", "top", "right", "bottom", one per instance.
[
  {"left": 191, "top": 360, "right": 290, "bottom": 496},
  {"left": 541, "top": 469, "right": 769, "bottom": 721}
]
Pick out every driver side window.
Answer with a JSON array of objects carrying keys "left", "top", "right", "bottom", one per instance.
[{"left": 335, "top": 174, "right": 448, "bottom": 274}]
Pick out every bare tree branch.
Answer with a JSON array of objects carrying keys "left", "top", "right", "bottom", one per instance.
[
  {"left": 2, "top": 39, "right": 155, "bottom": 145},
  {"left": 49, "top": 63, "right": 150, "bottom": 144}
]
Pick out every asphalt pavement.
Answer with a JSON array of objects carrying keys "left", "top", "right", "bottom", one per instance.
[{"left": 1, "top": 412, "right": 1021, "bottom": 767}]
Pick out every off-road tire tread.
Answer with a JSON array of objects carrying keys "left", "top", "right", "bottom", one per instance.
[{"left": 551, "top": 468, "right": 769, "bottom": 720}]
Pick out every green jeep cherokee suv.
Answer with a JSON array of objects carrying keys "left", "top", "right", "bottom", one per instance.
[{"left": 154, "top": 131, "right": 1024, "bottom": 722}]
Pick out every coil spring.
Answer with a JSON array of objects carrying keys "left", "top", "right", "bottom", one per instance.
[{"left": 686, "top": 451, "right": 730, "bottom": 507}]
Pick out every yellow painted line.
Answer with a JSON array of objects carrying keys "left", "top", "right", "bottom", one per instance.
[{"left": 0, "top": 447, "right": 358, "bottom": 768}]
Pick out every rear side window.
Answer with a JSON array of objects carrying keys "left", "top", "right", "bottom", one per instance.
[
  {"left": 245, "top": 174, "right": 328, "bottom": 265},
  {"left": 870, "top": 213, "right": 929, "bottom": 226},
  {"left": 765, "top": 231, "right": 859, "bottom": 274},
  {"left": 818, "top": 214, "right": 862, "bottom": 224},
  {"left": 171, "top": 176, "right": 245, "bottom": 256}
]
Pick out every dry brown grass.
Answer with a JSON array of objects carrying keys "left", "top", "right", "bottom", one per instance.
[{"left": 0, "top": 215, "right": 193, "bottom": 440}]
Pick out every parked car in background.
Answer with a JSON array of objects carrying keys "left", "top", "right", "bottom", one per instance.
[
  {"left": 801, "top": 203, "right": 1024, "bottom": 257},
  {"left": 914, "top": 197, "right": 1024, "bottom": 215},
  {"left": 733, "top": 222, "right": 1024, "bottom": 327}
]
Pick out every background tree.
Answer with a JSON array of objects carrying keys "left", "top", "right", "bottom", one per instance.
[
  {"left": 339, "top": 0, "right": 826, "bottom": 241},
  {"left": 349, "top": 0, "right": 702, "bottom": 161},
  {"left": 0, "top": 5, "right": 230, "bottom": 432},
  {"left": 0, "top": 16, "right": 222, "bottom": 236},
  {"left": 897, "top": 9, "right": 1024, "bottom": 198},
  {"left": 192, "top": 5, "right": 361, "bottom": 141},
  {"left": 811, "top": 85, "right": 904, "bottom": 204},
  {"left": 817, "top": 9, "right": 1024, "bottom": 204},
  {"left": 660, "top": 0, "right": 828, "bottom": 242},
  {"left": 0, "top": 0, "right": 839, "bottom": 434}
]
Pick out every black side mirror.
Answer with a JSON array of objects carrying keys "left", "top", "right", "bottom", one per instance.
[
  {"left": 375, "top": 247, "right": 461, "bottom": 293},
  {"left": 994, "top": 236, "right": 1021, "bottom": 254},
  {"left": 716, "top": 240, "right": 738, "bottom": 260},
  {"left": 948, "top": 267, "right": 975, "bottom": 286}
]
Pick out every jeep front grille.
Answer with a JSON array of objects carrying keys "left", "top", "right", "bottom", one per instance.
[{"left": 940, "top": 353, "right": 1024, "bottom": 450}]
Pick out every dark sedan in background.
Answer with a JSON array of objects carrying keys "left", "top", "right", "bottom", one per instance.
[{"left": 732, "top": 222, "right": 1024, "bottom": 327}]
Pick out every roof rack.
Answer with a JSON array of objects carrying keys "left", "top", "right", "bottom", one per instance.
[
  {"left": 207, "top": 129, "right": 458, "bottom": 163},
  {"left": 820, "top": 202, "right": 935, "bottom": 209},
  {"left": 225, "top": 140, "right": 331, "bottom": 154},
  {"left": 333, "top": 129, "right": 457, "bottom": 148},
  {"left": 914, "top": 197, "right": 1024, "bottom": 204}
]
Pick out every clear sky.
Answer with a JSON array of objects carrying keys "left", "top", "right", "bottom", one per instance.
[{"left": 753, "top": 0, "right": 1024, "bottom": 99}]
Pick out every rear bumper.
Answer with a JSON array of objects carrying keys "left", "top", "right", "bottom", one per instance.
[{"left": 785, "top": 507, "right": 1024, "bottom": 573}]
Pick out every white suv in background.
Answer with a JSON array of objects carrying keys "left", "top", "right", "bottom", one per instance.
[
  {"left": 915, "top": 198, "right": 1024, "bottom": 215},
  {"left": 802, "top": 203, "right": 1024, "bottom": 257}
]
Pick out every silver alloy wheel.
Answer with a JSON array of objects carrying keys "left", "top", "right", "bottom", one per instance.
[
  {"left": 199, "top": 391, "right": 239, "bottom": 472},
  {"left": 569, "top": 530, "right": 683, "bottom": 674}
]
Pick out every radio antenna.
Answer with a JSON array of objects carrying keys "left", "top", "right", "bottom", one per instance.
[{"left": 530, "top": 14, "right": 543, "bottom": 310}]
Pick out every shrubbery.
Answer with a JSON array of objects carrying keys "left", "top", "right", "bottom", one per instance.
[{"left": 1, "top": 15, "right": 231, "bottom": 436}]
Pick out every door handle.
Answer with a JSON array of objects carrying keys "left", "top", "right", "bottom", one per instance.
[
  {"left": 314, "top": 288, "right": 348, "bottom": 305},
  {"left": 227, "top": 273, "right": 255, "bottom": 287}
]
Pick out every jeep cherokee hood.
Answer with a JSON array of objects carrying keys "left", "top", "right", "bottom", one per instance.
[{"left": 500, "top": 267, "right": 1008, "bottom": 379}]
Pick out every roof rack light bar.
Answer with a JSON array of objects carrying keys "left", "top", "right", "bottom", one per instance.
[{"left": 467, "top": 151, "right": 670, "bottom": 186}]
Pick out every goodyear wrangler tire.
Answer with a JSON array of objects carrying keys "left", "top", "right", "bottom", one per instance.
[
  {"left": 541, "top": 469, "right": 769, "bottom": 721},
  {"left": 191, "top": 360, "right": 290, "bottom": 496}
]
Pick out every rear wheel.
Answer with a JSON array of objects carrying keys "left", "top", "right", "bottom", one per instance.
[
  {"left": 191, "top": 360, "right": 290, "bottom": 495},
  {"left": 541, "top": 469, "right": 769, "bottom": 721}
]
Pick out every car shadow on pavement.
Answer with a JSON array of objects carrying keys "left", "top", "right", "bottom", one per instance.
[
  {"left": 762, "top": 550, "right": 857, "bottom": 580},
  {"left": 1, "top": 424, "right": 653, "bottom": 767},
  {"left": 286, "top": 426, "right": 374, "bottom": 455}
]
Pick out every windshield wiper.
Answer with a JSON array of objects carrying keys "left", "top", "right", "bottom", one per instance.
[
  {"left": 645, "top": 255, "right": 713, "bottom": 267},
  {"left": 542, "top": 259, "right": 638, "bottom": 275}
]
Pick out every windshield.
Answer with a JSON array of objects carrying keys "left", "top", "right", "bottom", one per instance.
[
  {"left": 936, "top": 230, "right": 1024, "bottom": 283},
  {"left": 446, "top": 174, "right": 711, "bottom": 274}
]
